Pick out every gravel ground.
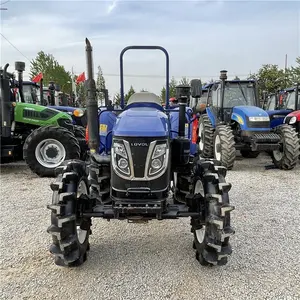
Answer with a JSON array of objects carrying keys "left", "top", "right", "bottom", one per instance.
[{"left": 0, "top": 153, "right": 300, "bottom": 300}]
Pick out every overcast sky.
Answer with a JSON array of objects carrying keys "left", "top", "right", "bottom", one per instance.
[{"left": 1, "top": 0, "right": 300, "bottom": 98}]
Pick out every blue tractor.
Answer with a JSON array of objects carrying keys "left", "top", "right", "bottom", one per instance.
[
  {"left": 264, "top": 85, "right": 300, "bottom": 128},
  {"left": 47, "top": 38, "right": 235, "bottom": 268},
  {"left": 198, "top": 70, "right": 299, "bottom": 170}
]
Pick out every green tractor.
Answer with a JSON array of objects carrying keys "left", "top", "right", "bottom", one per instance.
[{"left": 0, "top": 61, "right": 86, "bottom": 177}]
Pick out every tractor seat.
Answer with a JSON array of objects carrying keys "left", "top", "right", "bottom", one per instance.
[{"left": 127, "top": 92, "right": 162, "bottom": 106}]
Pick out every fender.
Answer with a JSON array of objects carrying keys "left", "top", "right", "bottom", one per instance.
[{"left": 205, "top": 107, "right": 216, "bottom": 128}]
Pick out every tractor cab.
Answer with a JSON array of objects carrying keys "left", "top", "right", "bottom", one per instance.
[
  {"left": 265, "top": 85, "right": 299, "bottom": 128},
  {"left": 283, "top": 84, "right": 300, "bottom": 133},
  {"left": 19, "top": 81, "right": 39, "bottom": 104},
  {"left": 206, "top": 75, "right": 258, "bottom": 124}
]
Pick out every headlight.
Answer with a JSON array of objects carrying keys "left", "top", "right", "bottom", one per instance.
[
  {"left": 73, "top": 109, "right": 84, "bottom": 117},
  {"left": 289, "top": 116, "right": 297, "bottom": 124},
  {"left": 148, "top": 142, "right": 168, "bottom": 176},
  {"left": 112, "top": 141, "right": 131, "bottom": 177},
  {"left": 249, "top": 116, "right": 270, "bottom": 122}
]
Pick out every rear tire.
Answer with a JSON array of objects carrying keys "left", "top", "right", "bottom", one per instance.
[
  {"left": 198, "top": 114, "right": 214, "bottom": 158},
  {"left": 23, "top": 126, "right": 80, "bottom": 177},
  {"left": 47, "top": 160, "right": 91, "bottom": 267},
  {"left": 191, "top": 159, "right": 235, "bottom": 266},
  {"left": 271, "top": 124, "right": 300, "bottom": 170},
  {"left": 213, "top": 125, "right": 236, "bottom": 170},
  {"left": 240, "top": 150, "right": 260, "bottom": 158}
]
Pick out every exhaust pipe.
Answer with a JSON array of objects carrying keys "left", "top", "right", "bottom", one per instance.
[
  {"left": 220, "top": 70, "right": 227, "bottom": 122},
  {"left": 15, "top": 61, "right": 25, "bottom": 103},
  {"left": 85, "top": 38, "right": 99, "bottom": 153}
]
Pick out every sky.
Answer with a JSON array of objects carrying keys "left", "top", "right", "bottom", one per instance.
[{"left": 1, "top": 0, "right": 300, "bottom": 99}]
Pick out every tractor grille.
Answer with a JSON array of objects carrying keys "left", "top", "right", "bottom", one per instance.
[
  {"left": 252, "top": 133, "right": 280, "bottom": 143},
  {"left": 246, "top": 117, "right": 270, "bottom": 129},
  {"left": 123, "top": 137, "right": 166, "bottom": 178}
]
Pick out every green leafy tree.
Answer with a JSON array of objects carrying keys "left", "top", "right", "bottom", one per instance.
[
  {"left": 125, "top": 85, "right": 136, "bottom": 104},
  {"left": 290, "top": 57, "right": 300, "bottom": 83},
  {"left": 114, "top": 92, "right": 121, "bottom": 106},
  {"left": 160, "top": 86, "right": 166, "bottom": 103},
  {"left": 253, "top": 64, "right": 292, "bottom": 98},
  {"left": 160, "top": 76, "right": 178, "bottom": 103},
  {"left": 30, "top": 51, "right": 72, "bottom": 93},
  {"left": 96, "top": 65, "right": 106, "bottom": 105}
]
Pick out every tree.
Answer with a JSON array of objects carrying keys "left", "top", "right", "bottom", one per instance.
[
  {"left": 96, "top": 65, "right": 106, "bottom": 105},
  {"left": 114, "top": 93, "right": 121, "bottom": 106},
  {"left": 125, "top": 85, "right": 136, "bottom": 104},
  {"left": 252, "top": 64, "right": 292, "bottom": 98},
  {"left": 290, "top": 57, "right": 300, "bottom": 83},
  {"left": 169, "top": 77, "right": 177, "bottom": 97},
  {"left": 160, "top": 86, "right": 166, "bottom": 103},
  {"left": 30, "top": 51, "right": 72, "bottom": 93},
  {"left": 140, "top": 88, "right": 148, "bottom": 92},
  {"left": 160, "top": 76, "right": 177, "bottom": 103}
]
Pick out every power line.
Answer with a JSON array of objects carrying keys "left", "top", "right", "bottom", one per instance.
[
  {"left": 0, "top": 33, "right": 31, "bottom": 62},
  {"left": 71, "top": 71, "right": 252, "bottom": 79},
  {"left": 0, "top": 0, "right": 11, "bottom": 5}
]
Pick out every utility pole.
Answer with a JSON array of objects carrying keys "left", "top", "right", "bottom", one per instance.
[{"left": 284, "top": 54, "right": 288, "bottom": 87}]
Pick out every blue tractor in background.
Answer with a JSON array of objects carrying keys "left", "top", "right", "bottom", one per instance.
[
  {"left": 198, "top": 70, "right": 299, "bottom": 170},
  {"left": 264, "top": 85, "right": 300, "bottom": 129},
  {"left": 47, "top": 38, "right": 235, "bottom": 268}
]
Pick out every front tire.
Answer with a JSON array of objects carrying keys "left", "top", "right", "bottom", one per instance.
[
  {"left": 191, "top": 159, "right": 235, "bottom": 266},
  {"left": 47, "top": 160, "right": 91, "bottom": 267},
  {"left": 213, "top": 125, "right": 236, "bottom": 170},
  {"left": 23, "top": 126, "right": 80, "bottom": 177},
  {"left": 271, "top": 124, "right": 300, "bottom": 170}
]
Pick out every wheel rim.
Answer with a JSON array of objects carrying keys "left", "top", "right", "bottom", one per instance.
[
  {"left": 76, "top": 180, "right": 88, "bottom": 244},
  {"left": 199, "top": 123, "right": 204, "bottom": 151},
  {"left": 35, "top": 138, "right": 66, "bottom": 168},
  {"left": 273, "top": 149, "right": 283, "bottom": 161},
  {"left": 214, "top": 134, "right": 221, "bottom": 161},
  {"left": 194, "top": 180, "right": 205, "bottom": 243}
]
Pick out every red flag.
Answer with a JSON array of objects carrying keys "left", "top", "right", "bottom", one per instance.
[
  {"left": 32, "top": 72, "right": 43, "bottom": 83},
  {"left": 76, "top": 72, "right": 85, "bottom": 85}
]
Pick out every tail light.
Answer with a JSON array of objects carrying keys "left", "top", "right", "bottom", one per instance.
[
  {"left": 192, "top": 116, "right": 198, "bottom": 144},
  {"left": 85, "top": 126, "right": 89, "bottom": 142}
]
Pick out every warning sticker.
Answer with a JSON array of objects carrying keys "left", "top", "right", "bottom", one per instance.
[{"left": 99, "top": 124, "right": 108, "bottom": 136}]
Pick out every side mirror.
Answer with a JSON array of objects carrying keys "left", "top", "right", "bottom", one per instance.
[{"left": 190, "top": 79, "right": 202, "bottom": 98}]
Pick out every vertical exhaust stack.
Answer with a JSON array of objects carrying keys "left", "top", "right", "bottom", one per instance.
[
  {"left": 176, "top": 84, "right": 191, "bottom": 137},
  {"left": 85, "top": 38, "right": 99, "bottom": 153},
  {"left": 15, "top": 61, "right": 25, "bottom": 103},
  {"left": 220, "top": 70, "right": 227, "bottom": 122}
]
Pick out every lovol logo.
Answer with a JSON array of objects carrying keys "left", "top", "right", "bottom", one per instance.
[{"left": 130, "top": 142, "right": 149, "bottom": 147}]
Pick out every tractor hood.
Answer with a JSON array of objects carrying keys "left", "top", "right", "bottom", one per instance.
[
  {"left": 233, "top": 106, "right": 269, "bottom": 118},
  {"left": 231, "top": 106, "right": 270, "bottom": 131},
  {"left": 113, "top": 107, "right": 168, "bottom": 137}
]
